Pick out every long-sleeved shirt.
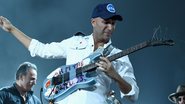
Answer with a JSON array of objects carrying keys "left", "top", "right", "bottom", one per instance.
[{"left": 28, "top": 34, "right": 139, "bottom": 104}]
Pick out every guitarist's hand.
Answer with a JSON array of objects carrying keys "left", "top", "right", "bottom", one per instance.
[
  {"left": 95, "top": 57, "right": 117, "bottom": 79},
  {"left": 0, "top": 16, "right": 14, "bottom": 32},
  {"left": 96, "top": 57, "right": 132, "bottom": 94}
]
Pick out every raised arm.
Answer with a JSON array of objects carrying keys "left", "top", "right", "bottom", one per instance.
[{"left": 0, "top": 16, "right": 32, "bottom": 48}]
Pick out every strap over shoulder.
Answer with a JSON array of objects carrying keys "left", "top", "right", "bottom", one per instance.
[{"left": 103, "top": 44, "right": 114, "bottom": 56}]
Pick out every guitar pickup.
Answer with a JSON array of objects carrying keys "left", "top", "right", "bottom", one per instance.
[{"left": 52, "top": 72, "right": 69, "bottom": 85}]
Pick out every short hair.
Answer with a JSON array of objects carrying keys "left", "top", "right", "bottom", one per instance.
[{"left": 16, "top": 62, "right": 37, "bottom": 80}]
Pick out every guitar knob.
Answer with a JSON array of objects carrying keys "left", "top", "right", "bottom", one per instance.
[
  {"left": 64, "top": 82, "right": 68, "bottom": 88},
  {"left": 55, "top": 86, "right": 61, "bottom": 94},
  {"left": 55, "top": 90, "right": 58, "bottom": 94},
  {"left": 61, "top": 84, "right": 65, "bottom": 89},
  {"left": 59, "top": 84, "right": 63, "bottom": 90}
]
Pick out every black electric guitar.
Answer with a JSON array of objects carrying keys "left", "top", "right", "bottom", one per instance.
[{"left": 42, "top": 39, "right": 174, "bottom": 102}]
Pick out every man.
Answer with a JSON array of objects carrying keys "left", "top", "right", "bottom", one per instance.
[
  {"left": 168, "top": 85, "right": 185, "bottom": 104},
  {"left": 0, "top": 3, "right": 139, "bottom": 104},
  {"left": 0, "top": 62, "right": 41, "bottom": 104}
]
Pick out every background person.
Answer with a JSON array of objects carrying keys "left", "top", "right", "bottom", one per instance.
[
  {"left": 0, "top": 62, "right": 41, "bottom": 104},
  {"left": 168, "top": 85, "right": 185, "bottom": 104}
]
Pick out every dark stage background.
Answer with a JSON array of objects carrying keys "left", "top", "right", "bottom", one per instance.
[{"left": 0, "top": 0, "right": 185, "bottom": 104}]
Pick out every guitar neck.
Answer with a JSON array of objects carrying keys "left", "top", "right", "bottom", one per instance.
[
  {"left": 108, "top": 41, "right": 149, "bottom": 61},
  {"left": 81, "top": 41, "right": 149, "bottom": 72}
]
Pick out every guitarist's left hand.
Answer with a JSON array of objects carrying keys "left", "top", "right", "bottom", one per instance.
[
  {"left": 96, "top": 56, "right": 132, "bottom": 95},
  {"left": 95, "top": 56, "right": 117, "bottom": 78}
]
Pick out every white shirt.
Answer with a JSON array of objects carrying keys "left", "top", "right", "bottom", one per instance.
[{"left": 28, "top": 34, "right": 139, "bottom": 104}]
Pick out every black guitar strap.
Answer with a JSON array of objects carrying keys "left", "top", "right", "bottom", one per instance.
[{"left": 103, "top": 44, "right": 114, "bottom": 57}]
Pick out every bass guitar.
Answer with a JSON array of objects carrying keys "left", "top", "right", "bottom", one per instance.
[{"left": 42, "top": 39, "right": 174, "bottom": 102}]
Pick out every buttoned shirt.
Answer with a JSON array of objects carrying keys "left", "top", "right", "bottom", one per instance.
[{"left": 28, "top": 34, "right": 139, "bottom": 104}]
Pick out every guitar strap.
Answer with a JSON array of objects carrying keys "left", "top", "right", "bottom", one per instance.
[{"left": 103, "top": 44, "right": 114, "bottom": 57}]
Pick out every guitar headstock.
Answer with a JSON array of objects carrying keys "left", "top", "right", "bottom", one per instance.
[{"left": 148, "top": 39, "right": 175, "bottom": 47}]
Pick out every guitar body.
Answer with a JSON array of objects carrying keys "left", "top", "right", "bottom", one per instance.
[
  {"left": 43, "top": 47, "right": 105, "bottom": 101},
  {"left": 43, "top": 64, "right": 96, "bottom": 102}
]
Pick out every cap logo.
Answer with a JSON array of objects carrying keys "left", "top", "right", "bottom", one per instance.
[{"left": 106, "top": 4, "right": 116, "bottom": 13}]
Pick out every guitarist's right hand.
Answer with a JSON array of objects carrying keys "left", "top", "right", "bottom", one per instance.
[{"left": 0, "top": 16, "right": 14, "bottom": 32}]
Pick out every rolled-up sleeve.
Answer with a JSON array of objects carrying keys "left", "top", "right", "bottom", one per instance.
[
  {"left": 112, "top": 48, "right": 139, "bottom": 101},
  {"left": 28, "top": 39, "right": 67, "bottom": 59},
  {"left": 115, "top": 56, "right": 139, "bottom": 101}
]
